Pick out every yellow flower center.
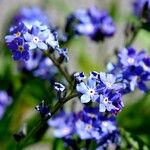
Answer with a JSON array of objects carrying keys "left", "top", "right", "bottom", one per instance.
[
  {"left": 16, "top": 32, "right": 21, "bottom": 37},
  {"left": 18, "top": 46, "right": 24, "bottom": 52},
  {"left": 85, "top": 124, "right": 92, "bottom": 131}
]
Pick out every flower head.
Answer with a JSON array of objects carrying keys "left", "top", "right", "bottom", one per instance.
[
  {"left": 65, "top": 6, "right": 116, "bottom": 41},
  {"left": 7, "top": 38, "right": 30, "bottom": 61},
  {"left": 76, "top": 75, "right": 99, "bottom": 103}
]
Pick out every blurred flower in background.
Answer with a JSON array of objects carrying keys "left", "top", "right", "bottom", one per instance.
[
  {"left": 0, "top": 91, "right": 12, "bottom": 119},
  {"left": 65, "top": 6, "right": 116, "bottom": 41}
]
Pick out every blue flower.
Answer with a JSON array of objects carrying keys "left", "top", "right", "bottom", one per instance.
[
  {"left": 0, "top": 91, "right": 12, "bottom": 119},
  {"left": 5, "top": 23, "right": 27, "bottom": 42},
  {"left": 7, "top": 38, "right": 30, "bottom": 61},
  {"left": 13, "top": 7, "right": 49, "bottom": 26},
  {"left": 65, "top": 6, "right": 116, "bottom": 41},
  {"left": 33, "top": 58, "right": 57, "bottom": 80},
  {"left": 48, "top": 111, "right": 75, "bottom": 138},
  {"left": 133, "top": 0, "right": 150, "bottom": 23},
  {"left": 97, "top": 91, "right": 123, "bottom": 113},
  {"left": 97, "top": 72, "right": 123, "bottom": 92},
  {"left": 24, "top": 25, "right": 49, "bottom": 50},
  {"left": 76, "top": 75, "right": 99, "bottom": 103}
]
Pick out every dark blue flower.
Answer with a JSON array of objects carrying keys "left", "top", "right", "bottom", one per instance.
[
  {"left": 65, "top": 6, "right": 116, "bottom": 41},
  {"left": 74, "top": 72, "right": 86, "bottom": 82},
  {"left": 54, "top": 82, "right": 65, "bottom": 92},
  {"left": 5, "top": 23, "right": 27, "bottom": 42},
  {"left": 7, "top": 38, "right": 30, "bottom": 61},
  {"left": 35, "top": 101, "right": 51, "bottom": 118}
]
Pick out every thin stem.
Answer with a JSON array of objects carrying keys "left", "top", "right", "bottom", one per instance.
[
  {"left": 43, "top": 51, "right": 72, "bottom": 85},
  {"left": 125, "top": 25, "right": 141, "bottom": 47},
  {"left": 18, "top": 92, "right": 78, "bottom": 148}
]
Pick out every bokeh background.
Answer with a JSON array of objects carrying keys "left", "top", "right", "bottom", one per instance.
[{"left": 0, "top": 0, "right": 150, "bottom": 149}]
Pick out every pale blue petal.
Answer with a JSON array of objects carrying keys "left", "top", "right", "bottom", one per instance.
[
  {"left": 37, "top": 42, "right": 48, "bottom": 50},
  {"left": 80, "top": 94, "right": 91, "bottom": 103},
  {"left": 76, "top": 82, "right": 88, "bottom": 94},
  {"left": 87, "top": 77, "right": 96, "bottom": 89},
  {"left": 29, "top": 42, "right": 37, "bottom": 50},
  {"left": 99, "top": 103, "right": 106, "bottom": 112},
  {"left": 24, "top": 32, "right": 33, "bottom": 41}
]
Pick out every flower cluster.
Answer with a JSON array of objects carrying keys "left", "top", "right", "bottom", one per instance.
[
  {"left": 65, "top": 6, "right": 116, "bottom": 41},
  {"left": 75, "top": 72, "right": 124, "bottom": 114},
  {"left": 49, "top": 107, "right": 120, "bottom": 149},
  {"left": 75, "top": 47, "right": 150, "bottom": 115},
  {"left": 108, "top": 47, "right": 150, "bottom": 93},
  {"left": 133, "top": 0, "right": 150, "bottom": 23},
  {"left": 5, "top": 7, "right": 68, "bottom": 61},
  {"left": 0, "top": 91, "right": 12, "bottom": 119}
]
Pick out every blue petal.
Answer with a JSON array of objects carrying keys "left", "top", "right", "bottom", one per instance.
[
  {"left": 80, "top": 94, "right": 91, "bottom": 103},
  {"left": 29, "top": 42, "right": 37, "bottom": 50},
  {"left": 99, "top": 103, "right": 106, "bottom": 112},
  {"left": 24, "top": 32, "right": 33, "bottom": 42},
  {"left": 76, "top": 82, "right": 88, "bottom": 94},
  {"left": 39, "top": 30, "right": 49, "bottom": 40},
  {"left": 87, "top": 77, "right": 96, "bottom": 89},
  {"left": 12, "top": 51, "right": 21, "bottom": 61},
  {"left": 37, "top": 41, "right": 48, "bottom": 50}
]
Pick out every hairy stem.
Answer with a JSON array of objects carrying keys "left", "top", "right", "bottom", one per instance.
[{"left": 18, "top": 92, "right": 78, "bottom": 148}]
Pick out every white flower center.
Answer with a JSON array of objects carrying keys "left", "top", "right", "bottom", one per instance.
[
  {"left": 33, "top": 36, "right": 40, "bottom": 43},
  {"left": 127, "top": 57, "right": 134, "bottom": 64},
  {"left": 85, "top": 124, "right": 92, "bottom": 131},
  {"left": 106, "top": 82, "right": 112, "bottom": 88},
  {"left": 88, "top": 88, "right": 95, "bottom": 96},
  {"left": 103, "top": 97, "right": 109, "bottom": 104}
]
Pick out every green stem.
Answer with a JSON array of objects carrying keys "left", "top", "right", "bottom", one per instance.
[
  {"left": 125, "top": 25, "right": 141, "bottom": 47},
  {"left": 18, "top": 92, "right": 78, "bottom": 149},
  {"left": 43, "top": 51, "right": 72, "bottom": 85}
]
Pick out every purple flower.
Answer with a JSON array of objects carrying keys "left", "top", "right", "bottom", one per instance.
[
  {"left": 7, "top": 38, "right": 29, "bottom": 61},
  {"left": 24, "top": 25, "right": 49, "bottom": 50},
  {"left": 65, "top": 6, "right": 116, "bottom": 41}
]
